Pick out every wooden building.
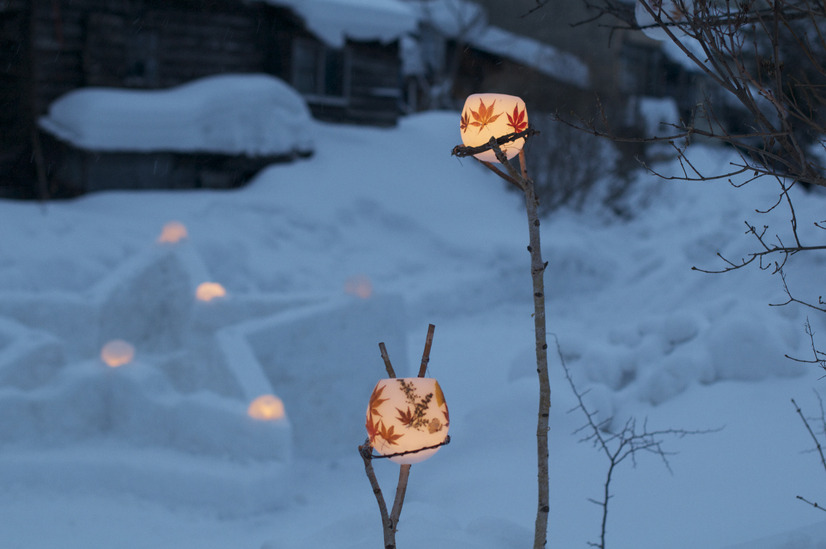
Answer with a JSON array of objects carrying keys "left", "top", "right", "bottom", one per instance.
[{"left": 0, "top": 0, "right": 412, "bottom": 198}]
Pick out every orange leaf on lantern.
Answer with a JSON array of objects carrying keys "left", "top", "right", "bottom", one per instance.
[
  {"left": 368, "top": 384, "right": 389, "bottom": 417},
  {"left": 366, "top": 413, "right": 379, "bottom": 441},
  {"left": 469, "top": 99, "right": 502, "bottom": 133},
  {"left": 435, "top": 384, "right": 446, "bottom": 407},
  {"left": 396, "top": 406, "right": 415, "bottom": 427},
  {"left": 378, "top": 421, "right": 404, "bottom": 445},
  {"left": 460, "top": 111, "right": 470, "bottom": 133},
  {"left": 507, "top": 105, "right": 527, "bottom": 133}
]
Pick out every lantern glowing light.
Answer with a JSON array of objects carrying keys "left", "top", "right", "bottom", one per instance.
[
  {"left": 460, "top": 93, "right": 528, "bottom": 163},
  {"left": 247, "top": 394, "right": 286, "bottom": 421},
  {"left": 195, "top": 282, "right": 227, "bottom": 302},
  {"left": 344, "top": 274, "right": 373, "bottom": 299},
  {"left": 157, "top": 221, "right": 188, "bottom": 243},
  {"left": 100, "top": 339, "right": 135, "bottom": 368},
  {"left": 366, "top": 377, "right": 449, "bottom": 465}
]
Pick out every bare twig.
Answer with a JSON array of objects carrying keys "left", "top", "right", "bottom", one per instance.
[
  {"left": 379, "top": 342, "right": 396, "bottom": 378},
  {"left": 555, "top": 335, "right": 718, "bottom": 549}
]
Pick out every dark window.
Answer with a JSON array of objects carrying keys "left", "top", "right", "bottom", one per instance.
[{"left": 292, "top": 38, "right": 348, "bottom": 101}]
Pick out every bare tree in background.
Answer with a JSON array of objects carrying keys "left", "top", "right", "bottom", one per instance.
[{"left": 564, "top": 0, "right": 826, "bottom": 360}]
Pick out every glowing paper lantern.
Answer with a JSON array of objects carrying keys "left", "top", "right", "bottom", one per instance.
[
  {"left": 247, "top": 394, "right": 286, "bottom": 421},
  {"left": 344, "top": 274, "right": 373, "bottom": 299},
  {"left": 195, "top": 282, "right": 227, "bottom": 302},
  {"left": 460, "top": 93, "right": 528, "bottom": 163},
  {"left": 100, "top": 339, "right": 135, "bottom": 368},
  {"left": 366, "top": 377, "right": 449, "bottom": 465},
  {"left": 635, "top": 0, "right": 691, "bottom": 41},
  {"left": 157, "top": 221, "right": 188, "bottom": 243}
]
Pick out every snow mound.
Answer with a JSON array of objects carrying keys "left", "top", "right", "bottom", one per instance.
[{"left": 38, "top": 74, "right": 314, "bottom": 156}]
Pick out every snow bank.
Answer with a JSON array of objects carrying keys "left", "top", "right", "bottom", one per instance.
[{"left": 38, "top": 74, "right": 314, "bottom": 156}]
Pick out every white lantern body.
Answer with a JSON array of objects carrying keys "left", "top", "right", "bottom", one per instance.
[
  {"left": 366, "top": 377, "right": 449, "bottom": 465},
  {"left": 460, "top": 93, "right": 528, "bottom": 163}
]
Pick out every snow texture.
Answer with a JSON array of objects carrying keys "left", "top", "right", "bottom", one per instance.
[
  {"left": 262, "top": 0, "right": 418, "bottom": 47},
  {"left": 2, "top": 109, "right": 826, "bottom": 547},
  {"left": 38, "top": 74, "right": 314, "bottom": 156}
]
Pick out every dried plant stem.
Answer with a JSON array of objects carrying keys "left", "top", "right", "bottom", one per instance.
[{"left": 361, "top": 325, "right": 438, "bottom": 548}]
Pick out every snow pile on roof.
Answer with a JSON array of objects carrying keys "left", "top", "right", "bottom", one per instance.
[
  {"left": 265, "top": 0, "right": 418, "bottom": 47},
  {"left": 471, "top": 26, "right": 590, "bottom": 88},
  {"left": 410, "top": 0, "right": 487, "bottom": 37},
  {"left": 409, "top": 0, "right": 589, "bottom": 88},
  {"left": 38, "top": 74, "right": 314, "bottom": 157}
]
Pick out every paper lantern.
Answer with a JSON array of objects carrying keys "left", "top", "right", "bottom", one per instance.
[
  {"left": 460, "top": 93, "right": 528, "bottom": 163},
  {"left": 100, "top": 339, "right": 135, "bottom": 368},
  {"left": 248, "top": 394, "right": 286, "bottom": 421},
  {"left": 195, "top": 282, "right": 227, "bottom": 302},
  {"left": 157, "top": 221, "right": 188, "bottom": 243},
  {"left": 366, "top": 377, "right": 449, "bottom": 465},
  {"left": 344, "top": 274, "right": 373, "bottom": 299}
]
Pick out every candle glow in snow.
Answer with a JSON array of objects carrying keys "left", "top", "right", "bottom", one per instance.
[
  {"left": 247, "top": 394, "right": 286, "bottom": 421},
  {"left": 196, "top": 282, "right": 227, "bottom": 302},
  {"left": 366, "top": 377, "right": 449, "bottom": 465},
  {"left": 157, "top": 221, "right": 188, "bottom": 243},
  {"left": 459, "top": 93, "right": 528, "bottom": 163},
  {"left": 100, "top": 339, "right": 135, "bottom": 368}
]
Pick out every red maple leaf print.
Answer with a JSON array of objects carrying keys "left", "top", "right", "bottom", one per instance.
[
  {"left": 460, "top": 111, "right": 470, "bottom": 133},
  {"left": 396, "top": 406, "right": 415, "bottom": 426},
  {"left": 506, "top": 105, "right": 527, "bottom": 133},
  {"left": 469, "top": 98, "right": 502, "bottom": 133},
  {"left": 368, "top": 384, "right": 389, "bottom": 417}
]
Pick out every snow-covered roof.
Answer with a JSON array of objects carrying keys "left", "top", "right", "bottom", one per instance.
[
  {"left": 262, "top": 0, "right": 419, "bottom": 47},
  {"left": 38, "top": 74, "right": 314, "bottom": 156},
  {"left": 470, "top": 26, "right": 590, "bottom": 89},
  {"left": 408, "top": 0, "right": 487, "bottom": 37},
  {"left": 408, "top": 0, "right": 588, "bottom": 88}
]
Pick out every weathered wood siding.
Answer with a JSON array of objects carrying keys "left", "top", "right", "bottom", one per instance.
[
  {"left": 2, "top": 0, "right": 404, "bottom": 197},
  {"left": 0, "top": 0, "right": 34, "bottom": 197}
]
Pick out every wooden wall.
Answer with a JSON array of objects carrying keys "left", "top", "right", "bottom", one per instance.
[{"left": 1, "top": 0, "right": 404, "bottom": 197}]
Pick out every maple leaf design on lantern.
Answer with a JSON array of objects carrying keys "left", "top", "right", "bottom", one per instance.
[
  {"left": 468, "top": 98, "right": 502, "bottom": 133},
  {"left": 460, "top": 111, "right": 470, "bottom": 133},
  {"left": 506, "top": 104, "right": 527, "bottom": 133},
  {"left": 377, "top": 420, "right": 404, "bottom": 445},
  {"left": 396, "top": 406, "right": 416, "bottom": 427},
  {"left": 368, "top": 384, "right": 389, "bottom": 418},
  {"left": 366, "top": 412, "right": 379, "bottom": 440}
]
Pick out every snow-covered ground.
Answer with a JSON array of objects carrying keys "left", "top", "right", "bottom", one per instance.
[{"left": 2, "top": 112, "right": 826, "bottom": 548}]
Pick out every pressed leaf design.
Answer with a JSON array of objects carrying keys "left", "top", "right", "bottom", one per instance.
[
  {"left": 469, "top": 99, "right": 502, "bottom": 133},
  {"left": 435, "top": 383, "right": 446, "bottom": 407},
  {"left": 368, "top": 384, "right": 389, "bottom": 417},
  {"left": 460, "top": 111, "right": 470, "bottom": 133},
  {"left": 396, "top": 406, "right": 415, "bottom": 427},
  {"left": 506, "top": 105, "right": 527, "bottom": 133},
  {"left": 366, "top": 412, "right": 379, "bottom": 441},
  {"left": 377, "top": 420, "right": 404, "bottom": 445}
]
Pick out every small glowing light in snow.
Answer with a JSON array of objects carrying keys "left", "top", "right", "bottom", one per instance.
[
  {"left": 100, "top": 339, "right": 135, "bottom": 368},
  {"left": 196, "top": 282, "right": 227, "bottom": 302},
  {"left": 157, "top": 221, "right": 188, "bottom": 243},
  {"left": 344, "top": 275, "right": 373, "bottom": 299},
  {"left": 248, "top": 395, "right": 286, "bottom": 421},
  {"left": 366, "top": 377, "right": 450, "bottom": 465},
  {"left": 460, "top": 93, "right": 528, "bottom": 163}
]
